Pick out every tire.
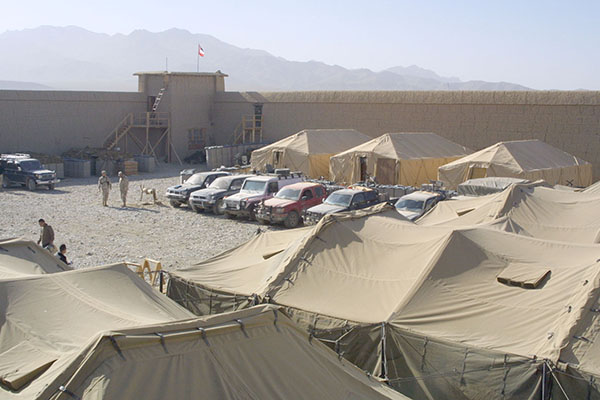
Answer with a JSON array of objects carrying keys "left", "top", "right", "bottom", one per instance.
[
  {"left": 258, "top": 218, "right": 270, "bottom": 225},
  {"left": 284, "top": 211, "right": 300, "bottom": 228},
  {"left": 225, "top": 212, "right": 236, "bottom": 219},
  {"left": 26, "top": 178, "right": 36, "bottom": 191},
  {"left": 2, "top": 178, "right": 9, "bottom": 188},
  {"left": 169, "top": 199, "right": 181, "bottom": 208},
  {"left": 190, "top": 204, "right": 201, "bottom": 213},
  {"left": 213, "top": 199, "right": 226, "bottom": 215},
  {"left": 48, "top": 184, "right": 55, "bottom": 190},
  {"left": 248, "top": 207, "right": 256, "bottom": 221}
]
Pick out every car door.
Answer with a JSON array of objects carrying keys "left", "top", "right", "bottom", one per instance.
[
  {"left": 351, "top": 192, "right": 367, "bottom": 209},
  {"left": 314, "top": 185, "right": 327, "bottom": 204},
  {"left": 300, "top": 189, "right": 316, "bottom": 210},
  {"left": 228, "top": 178, "right": 244, "bottom": 195},
  {"left": 5, "top": 162, "right": 20, "bottom": 183}
]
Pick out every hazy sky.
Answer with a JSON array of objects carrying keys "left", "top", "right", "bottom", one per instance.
[{"left": 3, "top": 0, "right": 599, "bottom": 90}]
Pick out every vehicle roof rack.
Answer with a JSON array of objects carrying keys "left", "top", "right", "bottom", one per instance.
[{"left": 1, "top": 153, "right": 31, "bottom": 160}]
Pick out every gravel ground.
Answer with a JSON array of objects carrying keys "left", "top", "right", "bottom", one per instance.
[{"left": 0, "top": 163, "right": 279, "bottom": 270}]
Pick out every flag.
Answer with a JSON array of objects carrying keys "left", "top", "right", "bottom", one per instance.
[{"left": 198, "top": 44, "right": 205, "bottom": 57}]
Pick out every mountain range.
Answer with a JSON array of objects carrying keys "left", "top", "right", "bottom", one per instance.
[{"left": 0, "top": 26, "right": 531, "bottom": 92}]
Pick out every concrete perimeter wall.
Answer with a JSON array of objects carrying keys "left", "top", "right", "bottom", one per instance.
[
  {"left": 0, "top": 90, "right": 146, "bottom": 155},
  {"left": 214, "top": 90, "right": 600, "bottom": 178}
]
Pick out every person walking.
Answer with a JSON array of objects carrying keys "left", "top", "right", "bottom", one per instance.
[
  {"left": 37, "top": 219, "right": 55, "bottom": 252},
  {"left": 98, "top": 170, "right": 112, "bottom": 206},
  {"left": 118, "top": 171, "right": 129, "bottom": 207},
  {"left": 57, "top": 244, "right": 72, "bottom": 265}
]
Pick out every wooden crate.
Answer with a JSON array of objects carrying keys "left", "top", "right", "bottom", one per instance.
[{"left": 122, "top": 160, "right": 138, "bottom": 176}]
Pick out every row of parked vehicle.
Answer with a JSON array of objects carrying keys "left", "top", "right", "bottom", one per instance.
[{"left": 166, "top": 169, "right": 453, "bottom": 228}]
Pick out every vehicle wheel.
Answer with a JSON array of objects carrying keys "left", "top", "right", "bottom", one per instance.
[
  {"left": 258, "top": 218, "right": 270, "bottom": 225},
  {"left": 284, "top": 211, "right": 300, "bottom": 228},
  {"left": 190, "top": 204, "right": 201, "bottom": 213},
  {"left": 225, "top": 212, "right": 236, "bottom": 219},
  {"left": 213, "top": 199, "right": 226, "bottom": 215},
  {"left": 248, "top": 208, "right": 256, "bottom": 221},
  {"left": 169, "top": 199, "right": 181, "bottom": 208},
  {"left": 2, "top": 178, "right": 9, "bottom": 188},
  {"left": 48, "top": 184, "right": 55, "bottom": 190},
  {"left": 26, "top": 178, "right": 36, "bottom": 191}
]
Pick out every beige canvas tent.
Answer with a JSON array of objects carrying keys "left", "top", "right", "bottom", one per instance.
[
  {"left": 0, "top": 264, "right": 407, "bottom": 400},
  {"left": 250, "top": 129, "right": 371, "bottom": 179},
  {"left": 418, "top": 182, "right": 600, "bottom": 244},
  {"left": 329, "top": 132, "right": 472, "bottom": 185},
  {"left": 438, "top": 139, "right": 593, "bottom": 189},
  {"left": 168, "top": 206, "right": 600, "bottom": 399},
  {"left": 0, "top": 238, "right": 71, "bottom": 279}
]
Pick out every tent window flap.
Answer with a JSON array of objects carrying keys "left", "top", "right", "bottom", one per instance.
[
  {"left": 0, "top": 341, "right": 56, "bottom": 390},
  {"left": 497, "top": 264, "right": 551, "bottom": 289}
]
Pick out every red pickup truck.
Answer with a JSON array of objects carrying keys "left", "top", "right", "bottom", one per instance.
[{"left": 255, "top": 182, "right": 327, "bottom": 228}]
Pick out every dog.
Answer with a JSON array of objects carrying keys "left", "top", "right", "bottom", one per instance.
[{"left": 139, "top": 184, "right": 158, "bottom": 204}]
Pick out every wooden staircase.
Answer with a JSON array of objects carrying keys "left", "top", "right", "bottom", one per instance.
[
  {"left": 233, "top": 114, "right": 263, "bottom": 144},
  {"left": 104, "top": 113, "right": 133, "bottom": 150}
]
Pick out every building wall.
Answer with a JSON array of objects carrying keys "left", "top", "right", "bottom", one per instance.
[
  {"left": 138, "top": 73, "right": 226, "bottom": 160},
  {"left": 213, "top": 91, "right": 600, "bottom": 178},
  {"left": 0, "top": 90, "right": 145, "bottom": 155}
]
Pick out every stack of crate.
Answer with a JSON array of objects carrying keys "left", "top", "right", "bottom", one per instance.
[{"left": 122, "top": 160, "right": 138, "bottom": 176}]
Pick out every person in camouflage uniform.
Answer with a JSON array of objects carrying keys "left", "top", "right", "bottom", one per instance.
[
  {"left": 98, "top": 170, "right": 112, "bottom": 206},
  {"left": 118, "top": 171, "right": 129, "bottom": 207}
]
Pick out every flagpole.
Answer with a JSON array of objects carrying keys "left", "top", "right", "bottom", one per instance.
[{"left": 197, "top": 45, "right": 199, "bottom": 72}]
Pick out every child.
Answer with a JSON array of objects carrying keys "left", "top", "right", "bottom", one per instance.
[{"left": 57, "top": 244, "right": 71, "bottom": 265}]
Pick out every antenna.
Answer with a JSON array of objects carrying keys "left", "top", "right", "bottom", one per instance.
[{"left": 165, "top": 57, "right": 168, "bottom": 72}]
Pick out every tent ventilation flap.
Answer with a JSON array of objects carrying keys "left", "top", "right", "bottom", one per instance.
[{"left": 497, "top": 264, "right": 551, "bottom": 289}]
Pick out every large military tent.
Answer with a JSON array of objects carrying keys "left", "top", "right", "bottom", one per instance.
[
  {"left": 0, "top": 238, "right": 71, "bottom": 279},
  {"left": 418, "top": 182, "right": 600, "bottom": 244},
  {"left": 168, "top": 205, "right": 600, "bottom": 399},
  {"left": 329, "top": 132, "right": 472, "bottom": 185},
  {"left": 0, "top": 263, "right": 408, "bottom": 400},
  {"left": 438, "top": 139, "right": 593, "bottom": 189},
  {"left": 250, "top": 129, "right": 371, "bottom": 179}
]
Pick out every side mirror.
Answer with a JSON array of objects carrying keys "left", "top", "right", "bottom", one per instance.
[{"left": 301, "top": 195, "right": 308, "bottom": 201}]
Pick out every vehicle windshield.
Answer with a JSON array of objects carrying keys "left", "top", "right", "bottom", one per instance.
[
  {"left": 325, "top": 192, "right": 352, "bottom": 207},
  {"left": 275, "top": 187, "right": 301, "bottom": 200},
  {"left": 209, "top": 177, "right": 230, "bottom": 190},
  {"left": 20, "top": 160, "right": 43, "bottom": 171},
  {"left": 241, "top": 180, "right": 267, "bottom": 193},
  {"left": 395, "top": 199, "right": 425, "bottom": 211},
  {"left": 185, "top": 173, "right": 208, "bottom": 185}
]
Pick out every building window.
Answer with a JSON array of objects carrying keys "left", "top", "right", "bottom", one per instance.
[{"left": 188, "top": 128, "right": 206, "bottom": 150}]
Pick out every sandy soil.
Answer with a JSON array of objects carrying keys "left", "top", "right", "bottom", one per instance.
[{"left": 0, "top": 164, "right": 278, "bottom": 270}]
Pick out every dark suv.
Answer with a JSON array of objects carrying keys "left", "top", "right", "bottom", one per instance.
[
  {"left": 1, "top": 154, "right": 59, "bottom": 190},
  {"left": 165, "top": 171, "right": 230, "bottom": 208},
  {"left": 304, "top": 188, "right": 381, "bottom": 225},
  {"left": 188, "top": 174, "right": 253, "bottom": 214}
]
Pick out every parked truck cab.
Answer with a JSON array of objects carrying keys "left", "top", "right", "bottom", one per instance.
[
  {"left": 223, "top": 173, "right": 303, "bottom": 220},
  {"left": 255, "top": 182, "right": 327, "bottom": 228}
]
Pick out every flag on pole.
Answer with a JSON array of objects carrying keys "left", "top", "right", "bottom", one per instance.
[{"left": 198, "top": 44, "right": 205, "bottom": 57}]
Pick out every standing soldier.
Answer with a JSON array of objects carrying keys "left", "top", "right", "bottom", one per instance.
[
  {"left": 98, "top": 170, "right": 112, "bottom": 206},
  {"left": 37, "top": 218, "right": 56, "bottom": 252},
  {"left": 118, "top": 171, "right": 129, "bottom": 207}
]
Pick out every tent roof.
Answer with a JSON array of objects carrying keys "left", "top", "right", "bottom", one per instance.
[
  {"left": 171, "top": 200, "right": 600, "bottom": 369},
  {"left": 440, "top": 139, "right": 591, "bottom": 173},
  {"left": 254, "top": 129, "right": 371, "bottom": 156},
  {"left": 0, "top": 238, "right": 71, "bottom": 279},
  {"left": 0, "top": 264, "right": 195, "bottom": 397},
  {"left": 332, "top": 132, "right": 472, "bottom": 160},
  {"left": 173, "top": 204, "right": 407, "bottom": 297},
  {"left": 0, "top": 268, "right": 407, "bottom": 399},
  {"left": 417, "top": 183, "right": 600, "bottom": 244}
]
